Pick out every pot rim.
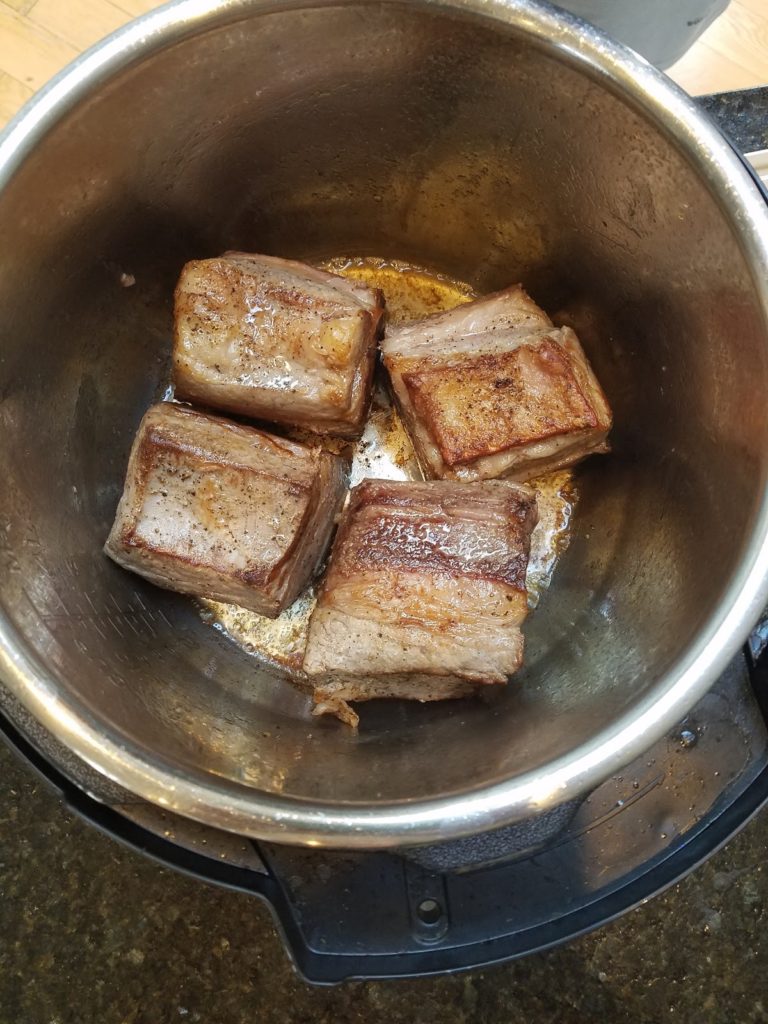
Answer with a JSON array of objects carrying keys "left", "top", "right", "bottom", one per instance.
[{"left": 2, "top": 0, "right": 768, "bottom": 848}]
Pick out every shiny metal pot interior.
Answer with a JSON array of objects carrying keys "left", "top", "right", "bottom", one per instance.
[{"left": 2, "top": 0, "right": 768, "bottom": 848}]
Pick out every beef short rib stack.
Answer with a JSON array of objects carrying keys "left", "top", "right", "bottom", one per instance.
[
  {"left": 106, "top": 253, "right": 613, "bottom": 726},
  {"left": 303, "top": 478, "right": 538, "bottom": 727},
  {"left": 381, "top": 284, "right": 612, "bottom": 481},
  {"left": 105, "top": 403, "right": 346, "bottom": 617}
]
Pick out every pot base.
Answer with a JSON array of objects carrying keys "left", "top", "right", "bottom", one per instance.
[{"left": 3, "top": 642, "right": 766, "bottom": 982}]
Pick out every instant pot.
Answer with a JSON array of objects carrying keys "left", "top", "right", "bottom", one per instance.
[{"left": 1, "top": 0, "right": 768, "bottom": 981}]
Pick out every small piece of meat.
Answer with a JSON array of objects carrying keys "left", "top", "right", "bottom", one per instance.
[
  {"left": 381, "top": 285, "right": 612, "bottom": 481},
  {"left": 302, "top": 478, "right": 538, "bottom": 726},
  {"left": 173, "top": 252, "right": 384, "bottom": 438},
  {"left": 105, "top": 402, "right": 347, "bottom": 617}
]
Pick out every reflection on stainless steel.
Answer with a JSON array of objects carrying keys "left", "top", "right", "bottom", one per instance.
[
  {"left": 348, "top": 380, "right": 423, "bottom": 487},
  {"left": 1, "top": 0, "right": 768, "bottom": 847},
  {"left": 527, "top": 470, "right": 576, "bottom": 609}
]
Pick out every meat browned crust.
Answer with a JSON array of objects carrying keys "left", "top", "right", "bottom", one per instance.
[
  {"left": 173, "top": 252, "right": 384, "bottom": 438},
  {"left": 104, "top": 402, "right": 347, "bottom": 616},
  {"left": 381, "top": 286, "right": 612, "bottom": 481},
  {"left": 303, "top": 478, "right": 538, "bottom": 726}
]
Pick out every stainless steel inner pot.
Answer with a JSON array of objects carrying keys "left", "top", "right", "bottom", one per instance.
[{"left": 2, "top": 0, "right": 768, "bottom": 848}]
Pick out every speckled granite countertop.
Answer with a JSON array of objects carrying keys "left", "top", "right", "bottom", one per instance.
[
  {"left": 2, "top": 740, "right": 768, "bottom": 1023},
  {"left": 699, "top": 87, "right": 768, "bottom": 153},
  {"left": 3, "top": 87, "right": 768, "bottom": 1024}
]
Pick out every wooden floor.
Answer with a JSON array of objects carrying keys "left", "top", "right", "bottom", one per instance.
[{"left": 0, "top": 0, "right": 766, "bottom": 129}]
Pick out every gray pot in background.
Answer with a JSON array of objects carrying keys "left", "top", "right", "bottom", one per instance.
[{"left": 557, "top": 0, "right": 730, "bottom": 67}]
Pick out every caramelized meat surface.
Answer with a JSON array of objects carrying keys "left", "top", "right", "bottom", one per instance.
[
  {"left": 105, "top": 403, "right": 346, "bottom": 617},
  {"left": 173, "top": 252, "right": 384, "bottom": 437},
  {"left": 303, "top": 478, "right": 538, "bottom": 726},
  {"left": 381, "top": 286, "right": 612, "bottom": 481}
]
